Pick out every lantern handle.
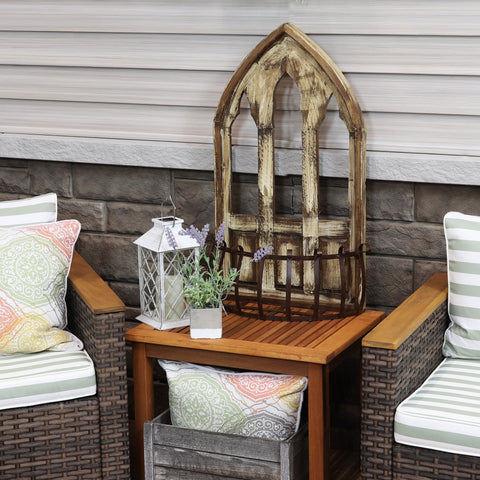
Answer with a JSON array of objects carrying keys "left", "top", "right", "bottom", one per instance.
[{"left": 161, "top": 195, "right": 177, "bottom": 225}]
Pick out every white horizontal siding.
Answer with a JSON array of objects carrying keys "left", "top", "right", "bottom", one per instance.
[
  {"left": 0, "top": 0, "right": 479, "bottom": 185},
  {"left": 0, "top": 0, "right": 479, "bottom": 36},
  {"left": 2, "top": 67, "right": 479, "bottom": 116},
  {"left": 1, "top": 33, "right": 479, "bottom": 76},
  {"left": 2, "top": 101, "right": 479, "bottom": 158}
]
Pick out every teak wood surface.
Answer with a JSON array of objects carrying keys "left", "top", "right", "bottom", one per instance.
[
  {"left": 127, "top": 308, "right": 384, "bottom": 480},
  {"left": 69, "top": 251, "right": 125, "bottom": 315},
  {"left": 363, "top": 273, "right": 448, "bottom": 350}
]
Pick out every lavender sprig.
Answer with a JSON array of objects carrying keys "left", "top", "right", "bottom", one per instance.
[
  {"left": 215, "top": 221, "right": 227, "bottom": 247},
  {"left": 253, "top": 245, "right": 274, "bottom": 262},
  {"left": 179, "top": 223, "right": 209, "bottom": 247},
  {"left": 164, "top": 227, "right": 178, "bottom": 250}
]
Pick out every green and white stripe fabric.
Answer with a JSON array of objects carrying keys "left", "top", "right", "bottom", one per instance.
[
  {"left": 0, "top": 193, "right": 57, "bottom": 228},
  {"left": 395, "top": 358, "right": 480, "bottom": 456},
  {"left": 0, "top": 350, "right": 96, "bottom": 410},
  {"left": 443, "top": 212, "right": 480, "bottom": 358}
]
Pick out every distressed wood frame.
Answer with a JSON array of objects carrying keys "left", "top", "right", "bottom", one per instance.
[{"left": 214, "top": 23, "right": 366, "bottom": 313}]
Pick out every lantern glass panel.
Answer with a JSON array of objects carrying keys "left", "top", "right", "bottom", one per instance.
[{"left": 138, "top": 247, "right": 162, "bottom": 320}]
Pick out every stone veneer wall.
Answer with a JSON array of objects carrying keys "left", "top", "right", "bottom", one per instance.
[{"left": 2, "top": 157, "right": 476, "bottom": 319}]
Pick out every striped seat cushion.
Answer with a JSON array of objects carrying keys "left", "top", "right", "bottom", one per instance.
[
  {"left": 443, "top": 212, "right": 480, "bottom": 358},
  {"left": 395, "top": 358, "right": 480, "bottom": 456},
  {"left": 0, "top": 193, "right": 57, "bottom": 228},
  {"left": 0, "top": 350, "right": 96, "bottom": 410}
]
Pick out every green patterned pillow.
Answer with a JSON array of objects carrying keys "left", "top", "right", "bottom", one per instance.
[
  {"left": 0, "top": 220, "right": 82, "bottom": 354},
  {"left": 159, "top": 360, "right": 307, "bottom": 441},
  {"left": 444, "top": 212, "right": 480, "bottom": 358}
]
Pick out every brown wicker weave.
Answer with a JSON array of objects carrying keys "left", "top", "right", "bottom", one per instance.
[
  {"left": 359, "top": 272, "right": 480, "bottom": 480},
  {"left": 0, "top": 253, "right": 130, "bottom": 480}
]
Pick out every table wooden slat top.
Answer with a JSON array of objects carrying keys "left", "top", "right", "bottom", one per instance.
[{"left": 126, "top": 309, "right": 385, "bottom": 365}]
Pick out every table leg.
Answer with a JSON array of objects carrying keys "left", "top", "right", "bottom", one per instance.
[
  {"left": 132, "top": 342, "right": 155, "bottom": 480},
  {"left": 308, "top": 363, "right": 329, "bottom": 480}
]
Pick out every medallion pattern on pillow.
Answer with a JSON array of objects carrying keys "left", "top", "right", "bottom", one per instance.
[
  {"left": 0, "top": 220, "right": 82, "bottom": 354},
  {"left": 443, "top": 212, "right": 480, "bottom": 358},
  {"left": 159, "top": 360, "right": 307, "bottom": 441}
]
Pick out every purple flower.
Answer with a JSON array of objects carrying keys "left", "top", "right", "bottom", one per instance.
[
  {"left": 164, "top": 227, "right": 178, "bottom": 250},
  {"left": 179, "top": 224, "right": 209, "bottom": 247},
  {"left": 253, "top": 245, "right": 273, "bottom": 262},
  {"left": 215, "top": 221, "right": 227, "bottom": 247}
]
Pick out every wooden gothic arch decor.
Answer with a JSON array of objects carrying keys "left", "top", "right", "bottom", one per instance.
[{"left": 214, "top": 23, "right": 367, "bottom": 319}]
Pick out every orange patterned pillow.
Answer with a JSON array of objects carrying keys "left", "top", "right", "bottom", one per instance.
[
  {"left": 159, "top": 360, "right": 307, "bottom": 440},
  {"left": 0, "top": 220, "right": 82, "bottom": 354}
]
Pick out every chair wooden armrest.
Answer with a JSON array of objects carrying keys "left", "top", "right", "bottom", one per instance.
[
  {"left": 66, "top": 251, "right": 130, "bottom": 480},
  {"left": 363, "top": 273, "right": 448, "bottom": 350},
  {"left": 360, "top": 273, "right": 449, "bottom": 480}
]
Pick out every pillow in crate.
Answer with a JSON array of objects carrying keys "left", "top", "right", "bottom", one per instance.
[{"left": 159, "top": 359, "right": 307, "bottom": 441}]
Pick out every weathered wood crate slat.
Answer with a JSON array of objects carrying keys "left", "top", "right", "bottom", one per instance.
[{"left": 144, "top": 410, "right": 308, "bottom": 480}]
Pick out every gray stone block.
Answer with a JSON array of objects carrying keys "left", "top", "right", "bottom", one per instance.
[
  {"left": 73, "top": 163, "right": 171, "bottom": 203},
  {"left": 125, "top": 306, "right": 142, "bottom": 323},
  {"left": 0, "top": 167, "right": 30, "bottom": 194},
  {"left": 366, "top": 255, "right": 413, "bottom": 307},
  {"left": 414, "top": 260, "right": 447, "bottom": 290},
  {"left": 416, "top": 184, "right": 480, "bottom": 223},
  {"left": 0, "top": 193, "right": 28, "bottom": 202},
  {"left": 232, "top": 180, "right": 257, "bottom": 215},
  {"left": 173, "top": 169, "right": 213, "bottom": 182},
  {"left": 174, "top": 177, "right": 215, "bottom": 228},
  {"left": 0, "top": 158, "right": 29, "bottom": 168},
  {"left": 367, "top": 180, "right": 414, "bottom": 221},
  {"left": 58, "top": 199, "right": 106, "bottom": 232},
  {"left": 30, "top": 161, "right": 73, "bottom": 197},
  {"left": 318, "top": 182, "right": 348, "bottom": 217},
  {"left": 367, "top": 221, "right": 445, "bottom": 259},
  {"left": 109, "top": 281, "right": 140, "bottom": 308},
  {"left": 76, "top": 232, "right": 138, "bottom": 283},
  {"left": 107, "top": 203, "right": 163, "bottom": 235}
]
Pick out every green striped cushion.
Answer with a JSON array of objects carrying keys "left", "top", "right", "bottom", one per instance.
[
  {"left": 444, "top": 212, "right": 480, "bottom": 358},
  {"left": 395, "top": 358, "right": 480, "bottom": 456},
  {"left": 0, "top": 193, "right": 57, "bottom": 228},
  {"left": 0, "top": 350, "right": 96, "bottom": 410}
]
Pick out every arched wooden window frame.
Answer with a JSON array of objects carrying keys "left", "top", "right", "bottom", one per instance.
[{"left": 214, "top": 23, "right": 366, "bottom": 312}]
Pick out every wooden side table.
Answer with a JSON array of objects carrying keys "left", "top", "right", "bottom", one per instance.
[{"left": 127, "top": 309, "right": 384, "bottom": 480}]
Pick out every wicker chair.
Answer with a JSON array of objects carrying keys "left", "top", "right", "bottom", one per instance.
[
  {"left": 359, "top": 272, "right": 480, "bottom": 480},
  {"left": 0, "top": 252, "right": 131, "bottom": 480}
]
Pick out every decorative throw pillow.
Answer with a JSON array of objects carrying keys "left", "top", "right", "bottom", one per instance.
[
  {"left": 159, "top": 359, "right": 308, "bottom": 441},
  {"left": 443, "top": 212, "right": 480, "bottom": 358},
  {"left": 0, "top": 220, "right": 82, "bottom": 354},
  {"left": 0, "top": 193, "right": 57, "bottom": 227}
]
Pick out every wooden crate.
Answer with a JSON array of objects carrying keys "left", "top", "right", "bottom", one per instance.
[{"left": 144, "top": 410, "right": 308, "bottom": 480}]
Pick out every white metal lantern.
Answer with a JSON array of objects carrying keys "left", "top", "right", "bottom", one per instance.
[{"left": 134, "top": 216, "right": 199, "bottom": 330}]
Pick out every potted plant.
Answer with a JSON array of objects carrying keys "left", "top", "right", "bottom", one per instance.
[{"left": 165, "top": 222, "right": 273, "bottom": 338}]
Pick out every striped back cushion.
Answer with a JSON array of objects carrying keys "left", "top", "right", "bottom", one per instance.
[
  {"left": 443, "top": 212, "right": 480, "bottom": 358},
  {"left": 0, "top": 193, "right": 57, "bottom": 227}
]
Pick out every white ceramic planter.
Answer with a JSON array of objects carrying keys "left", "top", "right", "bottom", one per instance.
[{"left": 190, "top": 307, "right": 222, "bottom": 339}]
